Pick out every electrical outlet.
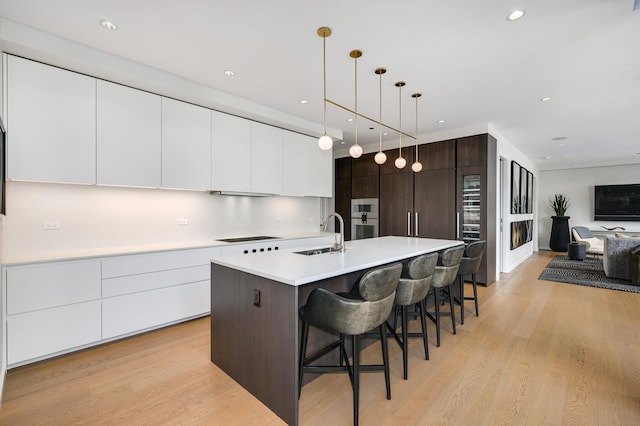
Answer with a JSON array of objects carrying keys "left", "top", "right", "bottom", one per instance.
[
  {"left": 43, "top": 221, "right": 61, "bottom": 230},
  {"left": 178, "top": 218, "right": 189, "bottom": 225}
]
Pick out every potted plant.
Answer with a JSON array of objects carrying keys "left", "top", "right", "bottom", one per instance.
[
  {"left": 549, "top": 194, "right": 570, "bottom": 217},
  {"left": 549, "top": 194, "right": 571, "bottom": 251}
]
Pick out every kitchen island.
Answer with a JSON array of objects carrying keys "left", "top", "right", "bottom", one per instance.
[{"left": 209, "top": 236, "right": 463, "bottom": 425}]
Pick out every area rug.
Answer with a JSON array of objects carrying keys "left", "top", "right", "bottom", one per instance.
[{"left": 538, "top": 255, "right": 640, "bottom": 293}]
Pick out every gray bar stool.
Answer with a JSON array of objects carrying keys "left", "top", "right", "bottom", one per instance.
[
  {"left": 386, "top": 252, "right": 437, "bottom": 380},
  {"left": 457, "top": 240, "right": 486, "bottom": 324},
  {"left": 298, "top": 262, "right": 402, "bottom": 426},
  {"left": 426, "top": 245, "right": 465, "bottom": 347}
]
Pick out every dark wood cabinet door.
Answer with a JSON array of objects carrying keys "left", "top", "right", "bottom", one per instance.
[
  {"left": 413, "top": 168, "right": 456, "bottom": 239},
  {"left": 421, "top": 140, "right": 456, "bottom": 170},
  {"left": 457, "top": 134, "right": 487, "bottom": 167},
  {"left": 380, "top": 172, "right": 414, "bottom": 236},
  {"left": 351, "top": 152, "right": 379, "bottom": 178},
  {"left": 335, "top": 178, "right": 352, "bottom": 241}
]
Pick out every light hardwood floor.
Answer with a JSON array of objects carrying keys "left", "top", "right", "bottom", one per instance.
[{"left": 1, "top": 250, "right": 639, "bottom": 425}]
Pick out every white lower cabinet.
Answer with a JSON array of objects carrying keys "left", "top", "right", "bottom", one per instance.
[
  {"left": 7, "top": 301, "right": 102, "bottom": 365},
  {"left": 3, "top": 247, "right": 219, "bottom": 367},
  {"left": 102, "top": 281, "right": 210, "bottom": 339},
  {"left": 5, "top": 259, "right": 102, "bottom": 365}
]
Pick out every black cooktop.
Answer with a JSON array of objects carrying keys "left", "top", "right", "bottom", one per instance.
[{"left": 216, "top": 236, "right": 280, "bottom": 243}]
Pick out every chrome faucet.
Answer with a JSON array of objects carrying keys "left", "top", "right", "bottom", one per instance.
[{"left": 322, "top": 212, "right": 345, "bottom": 253}]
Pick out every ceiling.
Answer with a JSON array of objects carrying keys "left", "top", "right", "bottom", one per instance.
[{"left": 0, "top": 0, "right": 638, "bottom": 171}]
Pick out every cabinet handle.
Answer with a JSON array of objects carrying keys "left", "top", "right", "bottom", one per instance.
[
  {"left": 456, "top": 212, "right": 460, "bottom": 239},
  {"left": 415, "top": 212, "right": 419, "bottom": 237},
  {"left": 407, "top": 212, "right": 412, "bottom": 236}
]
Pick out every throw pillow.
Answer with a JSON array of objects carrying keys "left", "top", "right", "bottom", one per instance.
[{"left": 615, "top": 232, "right": 631, "bottom": 238}]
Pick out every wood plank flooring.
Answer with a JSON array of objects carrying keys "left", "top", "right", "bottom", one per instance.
[{"left": 1, "top": 250, "right": 640, "bottom": 425}]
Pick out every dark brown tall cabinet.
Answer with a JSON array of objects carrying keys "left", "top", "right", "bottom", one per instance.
[
  {"left": 335, "top": 133, "right": 497, "bottom": 285},
  {"left": 335, "top": 157, "right": 352, "bottom": 241},
  {"left": 379, "top": 141, "right": 456, "bottom": 239},
  {"left": 456, "top": 134, "right": 496, "bottom": 285}
]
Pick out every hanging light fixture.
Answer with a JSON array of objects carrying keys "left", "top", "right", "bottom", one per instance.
[
  {"left": 411, "top": 93, "right": 423, "bottom": 172},
  {"left": 315, "top": 27, "right": 420, "bottom": 165},
  {"left": 317, "top": 27, "right": 333, "bottom": 150},
  {"left": 374, "top": 68, "right": 387, "bottom": 165},
  {"left": 394, "top": 81, "right": 407, "bottom": 169},
  {"left": 349, "top": 50, "right": 363, "bottom": 158}
]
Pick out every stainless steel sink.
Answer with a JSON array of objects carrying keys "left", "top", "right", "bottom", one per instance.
[{"left": 294, "top": 247, "right": 341, "bottom": 256}]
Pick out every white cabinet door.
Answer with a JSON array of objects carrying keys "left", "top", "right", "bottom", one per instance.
[
  {"left": 211, "top": 111, "right": 251, "bottom": 192},
  {"left": 102, "top": 281, "right": 210, "bottom": 339},
  {"left": 161, "top": 98, "right": 211, "bottom": 190},
  {"left": 251, "top": 122, "right": 283, "bottom": 195},
  {"left": 6, "top": 259, "right": 101, "bottom": 315},
  {"left": 8, "top": 301, "right": 102, "bottom": 366},
  {"left": 7, "top": 56, "right": 97, "bottom": 184},
  {"left": 306, "top": 136, "right": 333, "bottom": 197},
  {"left": 282, "top": 131, "right": 308, "bottom": 197},
  {"left": 97, "top": 80, "right": 161, "bottom": 187}
]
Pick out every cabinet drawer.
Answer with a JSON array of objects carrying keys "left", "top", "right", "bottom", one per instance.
[
  {"left": 6, "top": 260, "right": 101, "bottom": 315},
  {"left": 102, "top": 281, "right": 210, "bottom": 339},
  {"left": 102, "top": 247, "right": 219, "bottom": 278},
  {"left": 102, "top": 265, "right": 209, "bottom": 297},
  {"left": 8, "top": 301, "right": 102, "bottom": 365}
]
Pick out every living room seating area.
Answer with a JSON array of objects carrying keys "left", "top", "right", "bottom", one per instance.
[{"left": 603, "top": 235, "right": 640, "bottom": 283}]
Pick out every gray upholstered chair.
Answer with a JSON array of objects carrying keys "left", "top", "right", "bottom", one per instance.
[
  {"left": 298, "top": 262, "right": 402, "bottom": 425},
  {"left": 426, "top": 245, "right": 465, "bottom": 347},
  {"left": 571, "top": 226, "right": 604, "bottom": 255},
  {"left": 387, "top": 252, "right": 438, "bottom": 380},
  {"left": 457, "top": 240, "right": 486, "bottom": 325}
]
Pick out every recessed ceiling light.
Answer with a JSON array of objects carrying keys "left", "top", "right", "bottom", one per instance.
[
  {"left": 507, "top": 10, "right": 526, "bottom": 21},
  {"left": 540, "top": 96, "right": 552, "bottom": 102},
  {"left": 224, "top": 70, "right": 235, "bottom": 77},
  {"left": 545, "top": 155, "right": 552, "bottom": 160},
  {"left": 383, "top": 132, "right": 389, "bottom": 136},
  {"left": 98, "top": 19, "right": 118, "bottom": 31},
  {"left": 558, "top": 143, "right": 566, "bottom": 147},
  {"left": 299, "top": 99, "right": 308, "bottom": 104},
  {"left": 437, "top": 120, "right": 445, "bottom": 124}
]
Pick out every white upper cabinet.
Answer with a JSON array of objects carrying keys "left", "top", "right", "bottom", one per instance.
[
  {"left": 161, "top": 98, "right": 212, "bottom": 190},
  {"left": 7, "top": 56, "right": 97, "bottom": 184},
  {"left": 282, "top": 131, "right": 308, "bottom": 197},
  {"left": 306, "top": 136, "right": 333, "bottom": 197},
  {"left": 211, "top": 110, "right": 251, "bottom": 192},
  {"left": 250, "top": 122, "right": 283, "bottom": 195},
  {"left": 97, "top": 81, "right": 161, "bottom": 187}
]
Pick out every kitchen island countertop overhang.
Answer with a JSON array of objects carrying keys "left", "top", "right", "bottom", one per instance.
[{"left": 209, "top": 236, "right": 464, "bottom": 286}]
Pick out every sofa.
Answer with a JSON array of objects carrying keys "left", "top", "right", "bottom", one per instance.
[{"left": 603, "top": 236, "right": 640, "bottom": 281}]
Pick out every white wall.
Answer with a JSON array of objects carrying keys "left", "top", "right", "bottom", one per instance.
[
  {"left": 3, "top": 181, "right": 323, "bottom": 261},
  {"left": 538, "top": 164, "right": 640, "bottom": 249},
  {"left": 490, "top": 125, "right": 539, "bottom": 273}
]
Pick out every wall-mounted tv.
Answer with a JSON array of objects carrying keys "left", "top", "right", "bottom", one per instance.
[{"left": 594, "top": 184, "right": 640, "bottom": 221}]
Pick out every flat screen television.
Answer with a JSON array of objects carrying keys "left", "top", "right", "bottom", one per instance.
[{"left": 594, "top": 184, "right": 640, "bottom": 221}]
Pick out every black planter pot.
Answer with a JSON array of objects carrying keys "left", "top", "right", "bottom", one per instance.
[{"left": 550, "top": 216, "right": 570, "bottom": 252}]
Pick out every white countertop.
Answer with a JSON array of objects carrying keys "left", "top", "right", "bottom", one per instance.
[
  {"left": 210, "top": 236, "right": 464, "bottom": 286},
  {"left": 1, "top": 232, "right": 335, "bottom": 266}
]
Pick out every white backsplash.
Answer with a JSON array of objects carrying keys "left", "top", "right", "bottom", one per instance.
[{"left": 3, "top": 181, "right": 324, "bottom": 260}]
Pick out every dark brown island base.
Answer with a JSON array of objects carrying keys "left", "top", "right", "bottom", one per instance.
[{"left": 210, "top": 236, "right": 463, "bottom": 425}]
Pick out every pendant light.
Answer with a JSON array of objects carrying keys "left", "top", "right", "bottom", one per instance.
[
  {"left": 411, "top": 93, "right": 423, "bottom": 172},
  {"left": 394, "top": 81, "right": 407, "bottom": 169},
  {"left": 349, "top": 50, "right": 363, "bottom": 158},
  {"left": 317, "top": 27, "right": 333, "bottom": 150},
  {"left": 374, "top": 68, "right": 387, "bottom": 165}
]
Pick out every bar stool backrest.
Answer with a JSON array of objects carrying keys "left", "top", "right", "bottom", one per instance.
[{"left": 459, "top": 240, "right": 486, "bottom": 276}]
